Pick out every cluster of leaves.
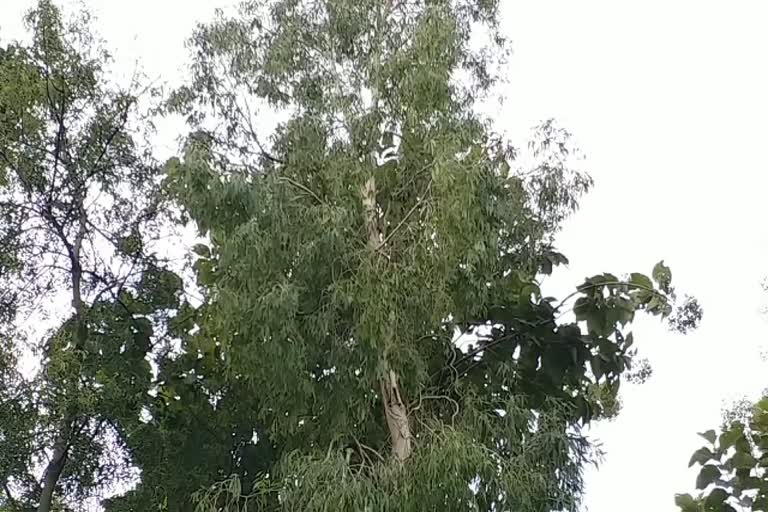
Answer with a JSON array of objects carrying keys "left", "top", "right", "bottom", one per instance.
[
  {"left": 678, "top": 397, "right": 768, "bottom": 512},
  {"left": 194, "top": 398, "right": 597, "bottom": 512},
  {"left": 103, "top": 299, "right": 280, "bottom": 512},
  {"left": 453, "top": 261, "right": 691, "bottom": 427}
]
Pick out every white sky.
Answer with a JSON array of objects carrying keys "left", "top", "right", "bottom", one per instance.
[{"left": 2, "top": 1, "right": 768, "bottom": 511}]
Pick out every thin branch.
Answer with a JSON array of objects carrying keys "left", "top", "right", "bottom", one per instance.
[
  {"left": 1, "top": 480, "right": 20, "bottom": 511},
  {"left": 554, "top": 281, "right": 662, "bottom": 312},
  {"left": 233, "top": 83, "right": 286, "bottom": 165},
  {"left": 375, "top": 177, "right": 432, "bottom": 251},
  {"left": 353, "top": 435, "right": 385, "bottom": 463},
  {"left": 278, "top": 176, "right": 323, "bottom": 204},
  {"left": 410, "top": 394, "right": 460, "bottom": 424}
]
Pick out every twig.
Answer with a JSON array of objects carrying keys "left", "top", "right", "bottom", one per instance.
[
  {"left": 278, "top": 176, "right": 323, "bottom": 204},
  {"left": 375, "top": 177, "right": 432, "bottom": 251},
  {"left": 353, "top": 435, "right": 385, "bottom": 463},
  {"left": 410, "top": 394, "right": 460, "bottom": 425}
]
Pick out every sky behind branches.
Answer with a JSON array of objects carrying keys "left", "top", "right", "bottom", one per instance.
[{"left": 2, "top": 1, "right": 768, "bottom": 510}]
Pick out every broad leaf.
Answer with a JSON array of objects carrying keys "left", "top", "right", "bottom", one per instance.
[
  {"left": 652, "top": 260, "right": 672, "bottom": 292},
  {"left": 699, "top": 430, "right": 717, "bottom": 445},
  {"left": 675, "top": 493, "right": 698, "bottom": 512},
  {"left": 689, "top": 447, "right": 714, "bottom": 467},
  {"left": 696, "top": 464, "right": 721, "bottom": 490}
]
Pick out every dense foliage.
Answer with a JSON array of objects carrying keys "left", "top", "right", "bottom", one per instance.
[
  {"left": 0, "top": 1, "right": 701, "bottom": 511},
  {"left": 161, "top": 0, "right": 700, "bottom": 510},
  {"left": 678, "top": 395, "right": 768, "bottom": 512},
  {"left": 0, "top": 2, "right": 188, "bottom": 510}
]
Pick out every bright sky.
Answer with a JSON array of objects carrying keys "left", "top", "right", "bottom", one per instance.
[{"left": 2, "top": 1, "right": 768, "bottom": 511}]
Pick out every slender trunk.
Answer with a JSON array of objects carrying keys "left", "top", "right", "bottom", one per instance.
[
  {"left": 361, "top": 176, "right": 413, "bottom": 462},
  {"left": 38, "top": 211, "right": 87, "bottom": 512},
  {"left": 37, "top": 430, "right": 69, "bottom": 512},
  {"left": 380, "top": 367, "right": 412, "bottom": 461},
  {"left": 358, "top": 0, "right": 411, "bottom": 464}
]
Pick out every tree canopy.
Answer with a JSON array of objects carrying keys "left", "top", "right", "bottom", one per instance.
[
  {"left": 0, "top": 2, "right": 187, "bottom": 510},
  {"left": 0, "top": 1, "right": 701, "bottom": 511}
]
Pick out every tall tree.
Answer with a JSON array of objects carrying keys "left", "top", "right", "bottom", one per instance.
[
  {"left": 164, "top": 0, "right": 700, "bottom": 510},
  {"left": 0, "top": 2, "right": 184, "bottom": 510}
]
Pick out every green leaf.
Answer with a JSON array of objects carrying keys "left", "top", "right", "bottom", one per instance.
[
  {"left": 590, "top": 356, "right": 603, "bottom": 381},
  {"left": 520, "top": 284, "right": 540, "bottom": 303},
  {"left": 735, "top": 475, "right": 762, "bottom": 491},
  {"left": 689, "top": 447, "right": 714, "bottom": 467},
  {"left": 734, "top": 436, "right": 751, "bottom": 454},
  {"left": 696, "top": 464, "right": 720, "bottom": 489},
  {"left": 675, "top": 493, "right": 697, "bottom": 512},
  {"left": 589, "top": 273, "right": 618, "bottom": 287},
  {"left": 704, "top": 488, "right": 728, "bottom": 508},
  {"left": 192, "top": 243, "right": 211, "bottom": 258},
  {"left": 646, "top": 294, "right": 670, "bottom": 316},
  {"left": 586, "top": 309, "right": 611, "bottom": 337},
  {"left": 194, "top": 259, "right": 216, "bottom": 286},
  {"left": 719, "top": 427, "right": 744, "bottom": 451},
  {"left": 754, "top": 496, "right": 768, "bottom": 511},
  {"left": 699, "top": 430, "right": 717, "bottom": 445},
  {"left": 652, "top": 260, "right": 672, "bottom": 292},
  {"left": 730, "top": 451, "right": 757, "bottom": 469},
  {"left": 573, "top": 297, "right": 591, "bottom": 320},
  {"left": 629, "top": 272, "right": 654, "bottom": 290}
]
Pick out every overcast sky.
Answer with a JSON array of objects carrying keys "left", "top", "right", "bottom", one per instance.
[{"left": 2, "top": 1, "right": 768, "bottom": 511}]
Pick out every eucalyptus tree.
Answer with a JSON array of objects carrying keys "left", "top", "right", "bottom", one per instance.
[{"left": 164, "top": 0, "right": 700, "bottom": 510}]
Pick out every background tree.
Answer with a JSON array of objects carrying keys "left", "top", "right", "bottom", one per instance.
[
  {"left": 102, "top": 299, "right": 278, "bottom": 511},
  {"left": 677, "top": 395, "right": 768, "bottom": 512},
  {"left": 163, "top": 0, "right": 701, "bottom": 510},
  {"left": 0, "top": 2, "right": 187, "bottom": 510}
]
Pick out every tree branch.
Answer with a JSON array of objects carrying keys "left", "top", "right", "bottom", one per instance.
[{"left": 375, "top": 177, "right": 432, "bottom": 252}]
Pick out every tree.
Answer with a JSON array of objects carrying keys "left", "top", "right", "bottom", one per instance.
[
  {"left": 0, "top": 2, "right": 185, "bottom": 510},
  {"left": 677, "top": 394, "right": 768, "bottom": 512},
  {"left": 102, "top": 297, "right": 278, "bottom": 511},
  {"left": 163, "top": 0, "right": 700, "bottom": 510}
]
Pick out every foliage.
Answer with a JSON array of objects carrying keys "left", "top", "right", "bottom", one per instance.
[
  {"left": 162, "top": 0, "right": 701, "bottom": 510},
  {"left": 0, "top": 1, "right": 704, "bottom": 511},
  {"left": 678, "top": 396, "right": 768, "bottom": 512},
  {"left": 103, "top": 300, "right": 277, "bottom": 512},
  {"left": 0, "top": 2, "right": 184, "bottom": 510}
]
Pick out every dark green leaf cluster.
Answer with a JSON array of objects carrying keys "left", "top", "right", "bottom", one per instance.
[{"left": 678, "top": 397, "right": 768, "bottom": 512}]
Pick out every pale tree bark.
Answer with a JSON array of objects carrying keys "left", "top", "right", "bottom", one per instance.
[
  {"left": 361, "top": 0, "right": 412, "bottom": 463},
  {"left": 380, "top": 368, "right": 412, "bottom": 461},
  {"left": 361, "top": 175, "right": 413, "bottom": 462}
]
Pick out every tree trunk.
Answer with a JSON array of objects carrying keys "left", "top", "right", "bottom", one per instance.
[
  {"left": 38, "top": 213, "right": 87, "bottom": 512},
  {"left": 379, "top": 368, "right": 412, "bottom": 461},
  {"left": 37, "top": 430, "right": 69, "bottom": 512},
  {"left": 361, "top": 176, "right": 413, "bottom": 462}
]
